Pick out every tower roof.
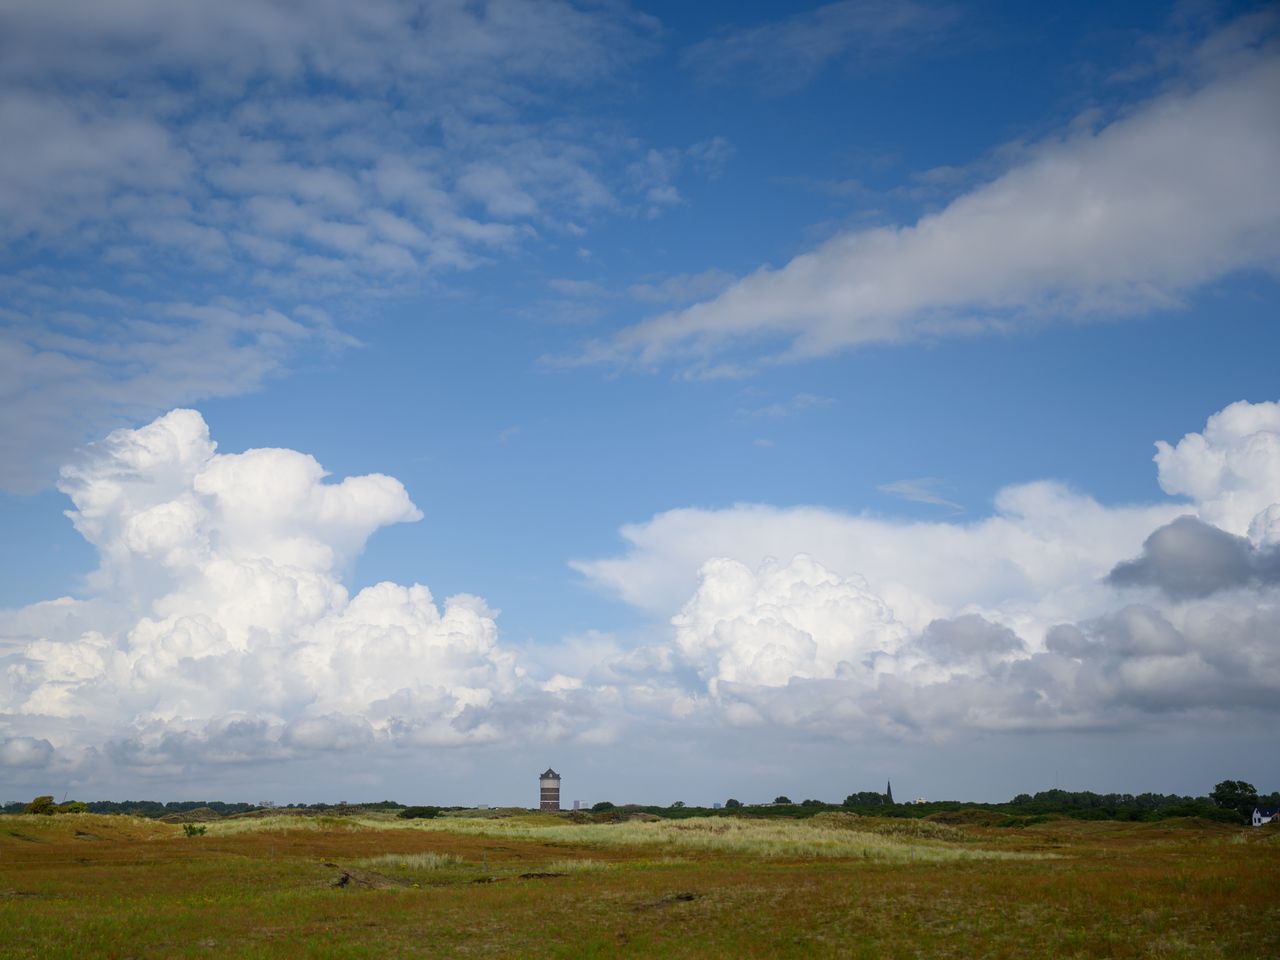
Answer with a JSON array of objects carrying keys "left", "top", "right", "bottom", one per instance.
[{"left": 540, "top": 768, "right": 560, "bottom": 779}]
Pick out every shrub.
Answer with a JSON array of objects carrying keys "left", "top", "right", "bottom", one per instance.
[
  {"left": 58, "top": 801, "right": 88, "bottom": 814},
  {"left": 182, "top": 823, "right": 207, "bottom": 837},
  {"left": 591, "top": 801, "right": 616, "bottom": 813},
  {"left": 397, "top": 806, "right": 441, "bottom": 820},
  {"left": 25, "top": 795, "right": 56, "bottom": 815}
]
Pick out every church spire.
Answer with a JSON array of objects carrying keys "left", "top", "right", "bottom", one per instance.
[{"left": 886, "top": 780, "right": 893, "bottom": 804}]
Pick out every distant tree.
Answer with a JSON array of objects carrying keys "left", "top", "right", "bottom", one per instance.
[
  {"left": 25, "top": 795, "right": 56, "bottom": 815},
  {"left": 801, "top": 799, "right": 823, "bottom": 807},
  {"left": 724, "top": 798, "right": 742, "bottom": 809},
  {"left": 397, "top": 806, "right": 441, "bottom": 820},
  {"left": 58, "top": 801, "right": 88, "bottom": 814},
  {"left": 844, "top": 791, "right": 886, "bottom": 807},
  {"left": 773, "top": 796, "right": 793, "bottom": 805},
  {"left": 590, "top": 801, "right": 616, "bottom": 813},
  {"left": 1210, "top": 780, "right": 1259, "bottom": 821},
  {"left": 669, "top": 800, "right": 686, "bottom": 809}
]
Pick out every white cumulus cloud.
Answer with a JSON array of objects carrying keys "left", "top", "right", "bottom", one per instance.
[
  {"left": 673, "top": 555, "right": 906, "bottom": 691},
  {"left": 1154, "top": 399, "right": 1280, "bottom": 540},
  {"left": 0, "top": 409, "right": 538, "bottom": 774}
]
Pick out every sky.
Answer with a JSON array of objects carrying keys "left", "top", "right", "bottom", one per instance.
[{"left": 1, "top": 0, "right": 1279, "bottom": 808}]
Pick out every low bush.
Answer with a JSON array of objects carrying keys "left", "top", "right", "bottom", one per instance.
[{"left": 997, "top": 815, "right": 1054, "bottom": 828}]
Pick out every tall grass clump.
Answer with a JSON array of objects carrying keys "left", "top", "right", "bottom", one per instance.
[
  {"left": 353, "top": 852, "right": 463, "bottom": 871},
  {"left": 545, "top": 858, "right": 611, "bottom": 873}
]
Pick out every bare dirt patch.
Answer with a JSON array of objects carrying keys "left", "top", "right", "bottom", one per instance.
[
  {"left": 325, "top": 864, "right": 406, "bottom": 890},
  {"left": 634, "top": 891, "right": 700, "bottom": 911}
]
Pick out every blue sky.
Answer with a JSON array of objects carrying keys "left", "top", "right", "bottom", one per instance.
[{"left": 1, "top": 0, "right": 1279, "bottom": 806}]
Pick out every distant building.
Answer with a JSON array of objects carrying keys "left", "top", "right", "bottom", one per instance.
[
  {"left": 573, "top": 800, "right": 581, "bottom": 811},
  {"left": 912, "top": 798, "right": 927, "bottom": 805},
  {"left": 539, "top": 768, "right": 561, "bottom": 811},
  {"left": 1252, "top": 805, "right": 1279, "bottom": 827},
  {"left": 712, "top": 802, "right": 722, "bottom": 810}
]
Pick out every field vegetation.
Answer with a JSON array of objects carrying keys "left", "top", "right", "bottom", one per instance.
[{"left": 1, "top": 807, "right": 1277, "bottom": 957}]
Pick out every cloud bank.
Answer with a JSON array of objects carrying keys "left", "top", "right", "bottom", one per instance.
[
  {"left": 578, "top": 400, "right": 1280, "bottom": 737},
  {"left": 3, "top": 401, "right": 1279, "bottom": 789}
]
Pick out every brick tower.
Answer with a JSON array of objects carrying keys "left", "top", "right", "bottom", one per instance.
[{"left": 539, "top": 768, "right": 561, "bottom": 811}]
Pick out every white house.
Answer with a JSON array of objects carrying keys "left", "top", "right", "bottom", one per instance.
[{"left": 1251, "top": 805, "right": 1279, "bottom": 827}]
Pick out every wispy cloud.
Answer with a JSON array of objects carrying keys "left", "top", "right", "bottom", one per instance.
[
  {"left": 628, "top": 268, "right": 737, "bottom": 305},
  {"left": 547, "top": 278, "right": 606, "bottom": 298},
  {"left": 736, "top": 393, "right": 833, "bottom": 420},
  {"left": 0, "top": 291, "right": 348, "bottom": 492},
  {"left": 684, "top": 0, "right": 957, "bottom": 94},
  {"left": 878, "top": 478, "right": 962, "bottom": 511},
  {"left": 592, "top": 20, "right": 1280, "bottom": 371}
]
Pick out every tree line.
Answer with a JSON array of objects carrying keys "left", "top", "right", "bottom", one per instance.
[{"left": 6, "top": 781, "right": 1275, "bottom": 825}]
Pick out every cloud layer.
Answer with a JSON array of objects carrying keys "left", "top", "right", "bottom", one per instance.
[{"left": 0, "top": 0, "right": 721, "bottom": 491}]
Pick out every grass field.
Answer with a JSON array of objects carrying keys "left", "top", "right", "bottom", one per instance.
[{"left": 2, "top": 810, "right": 1277, "bottom": 958}]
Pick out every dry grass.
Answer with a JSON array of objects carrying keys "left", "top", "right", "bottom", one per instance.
[
  {"left": 441, "top": 814, "right": 1005, "bottom": 860},
  {"left": 206, "top": 811, "right": 1027, "bottom": 862}
]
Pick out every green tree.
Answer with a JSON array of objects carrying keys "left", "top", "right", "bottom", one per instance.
[
  {"left": 669, "top": 800, "right": 686, "bottom": 809},
  {"left": 25, "top": 795, "right": 56, "bottom": 815},
  {"left": 724, "top": 798, "right": 742, "bottom": 809},
  {"left": 590, "top": 801, "right": 615, "bottom": 813},
  {"left": 773, "top": 796, "right": 793, "bottom": 805},
  {"left": 1210, "top": 780, "right": 1259, "bottom": 821},
  {"left": 844, "top": 791, "right": 886, "bottom": 807}
]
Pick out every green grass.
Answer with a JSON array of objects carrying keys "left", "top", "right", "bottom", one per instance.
[{"left": 1, "top": 812, "right": 1277, "bottom": 958}]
